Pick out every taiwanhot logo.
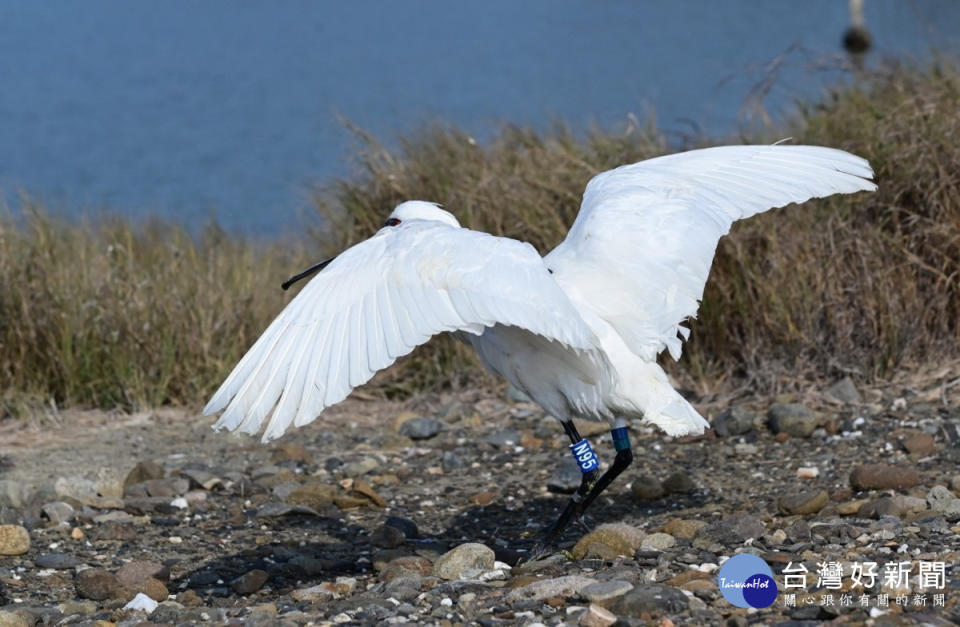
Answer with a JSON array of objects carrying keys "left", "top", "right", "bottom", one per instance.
[{"left": 716, "top": 554, "right": 778, "bottom": 609}]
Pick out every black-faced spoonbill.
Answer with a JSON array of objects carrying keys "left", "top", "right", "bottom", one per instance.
[{"left": 204, "top": 144, "right": 875, "bottom": 555}]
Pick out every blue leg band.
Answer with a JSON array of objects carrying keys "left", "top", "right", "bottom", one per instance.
[
  {"left": 611, "top": 426, "right": 631, "bottom": 452},
  {"left": 570, "top": 439, "right": 599, "bottom": 473}
]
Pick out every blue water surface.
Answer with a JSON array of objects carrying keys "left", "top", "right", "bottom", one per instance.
[{"left": 0, "top": 1, "right": 957, "bottom": 235}]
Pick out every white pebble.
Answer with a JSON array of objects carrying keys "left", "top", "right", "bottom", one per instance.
[
  {"left": 796, "top": 466, "right": 819, "bottom": 478},
  {"left": 440, "top": 597, "right": 453, "bottom": 607},
  {"left": 170, "top": 497, "right": 188, "bottom": 509},
  {"left": 124, "top": 592, "right": 159, "bottom": 613},
  {"left": 168, "top": 536, "right": 183, "bottom": 544}
]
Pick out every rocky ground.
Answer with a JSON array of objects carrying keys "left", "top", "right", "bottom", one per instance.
[{"left": 0, "top": 373, "right": 958, "bottom": 626}]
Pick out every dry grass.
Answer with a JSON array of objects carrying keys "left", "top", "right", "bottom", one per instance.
[{"left": 1, "top": 62, "right": 958, "bottom": 415}]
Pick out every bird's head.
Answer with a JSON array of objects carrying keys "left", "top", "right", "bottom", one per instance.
[{"left": 384, "top": 201, "right": 460, "bottom": 229}]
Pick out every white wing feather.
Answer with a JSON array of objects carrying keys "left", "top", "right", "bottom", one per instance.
[
  {"left": 204, "top": 221, "right": 601, "bottom": 441},
  {"left": 544, "top": 144, "right": 876, "bottom": 361}
]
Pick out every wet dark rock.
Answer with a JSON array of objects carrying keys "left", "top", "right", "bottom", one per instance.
[
  {"left": 370, "top": 523, "right": 406, "bottom": 548},
  {"left": 324, "top": 457, "right": 344, "bottom": 472},
  {"left": 712, "top": 406, "right": 756, "bottom": 437},
  {"left": 611, "top": 584, "right": 689, "bottom": 617},
  {"left": 384, "top": 516, "right": 419, "bottom": 539},
  {"left": 767, "top": 404, "right": 819, "bottom": 438},
  {"left": 630, "top": 475, "right": 665, "bottom": 501},
  {"left": 399, "top": 417, "right": 443, "bottom": 440},
  {"left": 34, "top": 553, "right": 80, "bottom": 569},
  {"left": 849, "top": 463, "right": 920, "bottom": 490}
]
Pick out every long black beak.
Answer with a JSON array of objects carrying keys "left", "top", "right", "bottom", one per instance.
[{"left": 281, "top": 256, "right": 336, "bottom": 290}]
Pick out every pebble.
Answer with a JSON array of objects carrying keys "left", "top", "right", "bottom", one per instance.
[
  {"left": 380, "top": 556, "right": 433, "bottom": 582},
  {"left": 270, "top": 442, "right": 313, "bottom": 464},
  {"left": 124, "top": 592, "right": 159, "bottom": 612},
  {"left": 441, "top": 451, "right": 467, "bottom": 472},
  {"left": 0, "top": 525, "right": 30, "bottom": 555},
  {"left": 399, "top": 417, "right": 443, "bottom": 440},
  {"left": 232, "top": 569, "right": 269, "bottom": 595},
  {"left": 641, "top": 532, "right": 677, "bottom": 550},
  {"left": 927, "top": 485, "right": 960, "bottom": 520},
  {"left": 0, "top": 611, "right": 30, "bottom": 627},
  {"left": 384, "top": 516, "right": 419, "bottom": 539},
  {"left": 825, "top": 376, "right": 861, "bottom": 404},
  {"left": 41, "top": 501, "right": 75, "bottom": 524},
  {"left": 547, "top": 457, "right": 582, "bottom": 493},
  {"left": 712, "top": 406, "right": 756, "bottom": 437},
  {"left": 75, "top": 568, "right": 120, "bottom": 600},
  {"left": 858, "top": 496, "right": 902, "bottom": 518},
  {"left": 662, "top": 472, "right": 695, "bottom": 494},
  {"left": 571, "top": 523, "right": 646, "bottom": 560},
  {"left": 777, "top": 489, "right": 829, "bottom": 515},
  {"left": 579, "top": 603, "right": 617, "bottom": 627},
  {"left": 849, "top": 463, "right": 920, "bottom": 490},
  {"left": 630, "top": 475, "right": 665, "bottom": 500},
  {"left": 767, "top": 403, "right": 819, "bottom": 438},
  {"left": 34, "top": 553, "right": 80, "bottom": 569},
  {"left": 693, "top": 514, "right": 764, "bottom": 549},
  {"left": 611, "top": 584, "right": 689, "bottom": 617},
  {"left": 285, "top": 482, "right": 337, "bottom": 509},
  {"left": 290, "top": 584, "right": 335, "bottom": 604},
  {"left": 370, "top": 523, "right": 406, "bottom": 548},
  {"left": 507, "top": 575, "right": 598, "bottom": 603},
  {"left": 123, "top": 460, "right": 165, "bottom": 490},
  {"left": 116, "top": 560, "right": 169, "bottom": 585},
  {"left": 58, "top": 600, "right": 98, "bottom": 615},
  {"left": 342, "top": 457, "right": 381, "bottom": 477},
  {"left": 580, "top": 580, "right": 634, "bottom": 604},
  {"left": 433, "top": 542, "right": 495, "bottom": 579},
  {"left": 903, "top": 432, "right": 936, "bottom": 456},
  {"left": 663, "top": 518, "right": 706, "bottom": 540}
]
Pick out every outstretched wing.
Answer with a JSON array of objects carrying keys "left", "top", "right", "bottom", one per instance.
[
  {"left": 544, "top": 144, "right": 876, "bottom": 361},
  {"left": 205, "top": 221, "right": 600, "bottom": 441}
]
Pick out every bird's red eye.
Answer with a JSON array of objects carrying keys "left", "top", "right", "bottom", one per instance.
[{"left": 384, "top": 218, "right": 401, "bottom": 227}]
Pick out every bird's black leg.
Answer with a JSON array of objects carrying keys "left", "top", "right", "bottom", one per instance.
[
  {"left": 574, "top": 418, "right": 633, "bottom": 516},
  {"left": 527, "top": 420, "right": 600, "bottom": 560}
]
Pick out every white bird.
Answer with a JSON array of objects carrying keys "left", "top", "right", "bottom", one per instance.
[{"left": 205, "top": 144, "right": 875, "bottom": 550}]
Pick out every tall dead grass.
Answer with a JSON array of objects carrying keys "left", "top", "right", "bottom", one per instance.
[{"left": 1, "top": 62, "right": 957, "bottom": 414}]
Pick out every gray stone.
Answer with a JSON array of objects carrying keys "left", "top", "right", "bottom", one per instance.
[
  {"left": 41, "top": 501, "right": 75, "bottom": 525},
  {"left": 826, "top": 377, "right": 861, "bottom": 404},
  {"left": 53, "top": 476, "right": 99, "bottom": 503},
  {"left": 611, "top": 584, "right": 689, "bottom": 617},
  {"left": 483, "top": 430, "right": 522, "bottom": 448},
  {"left": 116, "top": 560, "right": 170, "bottom": 585},
  {"left": 342, "top": 457, "right": 381, "bottom": 477},
  {"left": 441, "top": 451, "right": 467, "bottom": 473},
  {"left": 857, "top": 496, "right": 902, "bottom": 518},
  {"left": 767, "top": 404, "right": 819, "bottom": 438},
  {"left": 399, "top": 417, "right": 443, "bottom": 440},
  {"left": 641, "top": 532, "right": 676, "bottom": 550},
  {"left": 712, "top": 406, "right": 756, "bottom": 437},
  {"left": 58, "top": 600, "right": 97, "bottom": 615},
  {"left": 694, "top": 514, "right": 765, "bottom": 549},
  {"left": 507, "top": 574, "right": 598, "bottom": 603},
  {"left": 123, "top": 461, "right": 165, "bottom": 490},
  {"left": 433, "top": 543, "right": 495, "bottom": 580},
  {"left": 580, "top": 579, "right": 634, "bottom": 603},
  {"left": 927, "top": 486, "right": 960, "bottom": 520},
  {"left": 631, "top": 475, "right": 665, "bottom": 501},
  {"left": 0, "top": 611, "right": 31, "bottom": 627},
  {"left": 34, "top": 553, "right": 81, "bottom": 569},
  {"left": 547, "top": 457, "right": 582, "bottom": 494},
  {"left": 0, "top": 481, "right": 34, "bottom": 508}
]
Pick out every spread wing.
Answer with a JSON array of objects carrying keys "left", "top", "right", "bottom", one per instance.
[
  {"left": 205, "top": 221, "right": 601, "bottom": 441},
  {"left": 544, "top": 144, "right": 876, "bottom": 361}
]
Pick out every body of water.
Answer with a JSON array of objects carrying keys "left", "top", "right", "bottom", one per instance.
[{"left": 1, "top": 1, "right": 957, "bottom": 235}]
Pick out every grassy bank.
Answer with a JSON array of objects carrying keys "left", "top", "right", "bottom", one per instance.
[{"left": 2, "top": 62, "right": 959, "bottom": 415}]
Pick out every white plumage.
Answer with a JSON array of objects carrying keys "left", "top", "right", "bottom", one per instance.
[{"left": 205, "top": 144, "right": 876, "bottom": 442}]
